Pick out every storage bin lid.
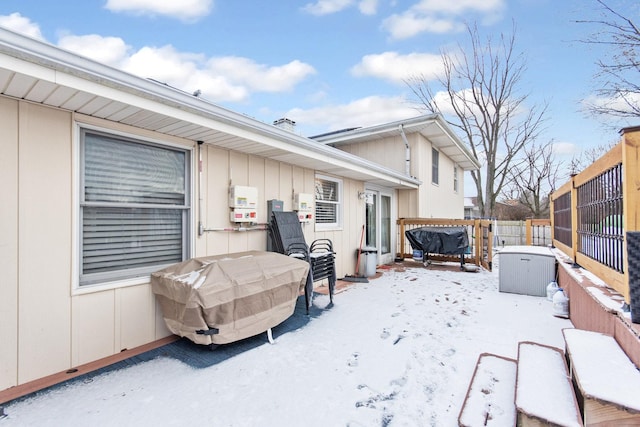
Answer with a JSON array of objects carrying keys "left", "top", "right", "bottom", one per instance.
[{"left": 498, "top": 245, "right": 554, "bottom": 257}]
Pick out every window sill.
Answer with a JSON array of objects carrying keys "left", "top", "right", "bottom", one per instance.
[{"left": 72, "top": 275, "right": 151, "bottom": 296}]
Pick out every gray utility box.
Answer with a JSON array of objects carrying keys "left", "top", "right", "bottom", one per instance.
[{"left": 499, "top": 246, "right": 556, "bottom": 297}]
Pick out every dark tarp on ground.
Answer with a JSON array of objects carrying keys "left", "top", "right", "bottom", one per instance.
[
  {"left": 151, "top": 251, "right": 309, "bottom": 346},
  {"left": 405, "top": 226, "right": 469, "bottom": 256}
]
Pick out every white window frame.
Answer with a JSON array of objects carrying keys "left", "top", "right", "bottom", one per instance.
[
  {"left": 432, "top": 147, "right": 440, "bottom": 185},
  {"left": 315, "top": 174, "right": 343, "bottom": 231},
  {"left": 74, "top": 125, "right": 192, "bottom": 291},
  {"left": 454, "top": 165, "right": 459, "bottom": 193}
]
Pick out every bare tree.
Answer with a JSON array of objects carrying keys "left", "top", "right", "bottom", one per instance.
[
  {"left": 578, "top": 0, "right": 640, "bottom": 118},
  {"left": 567, "top": 140, "right": 617, "bottom": 175},
  {"left": 504, "top": 140, "right": 561, "bottom": 218},
  {"left": 407, "top": 23, "right": 547, "bottom": 218}
]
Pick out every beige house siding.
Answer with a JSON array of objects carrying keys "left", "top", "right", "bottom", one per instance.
[
  {"left": 0, "top": 97, "right": 368, "bottom": 391},
  {"left": 419, "top": 140, "right": 464, "bottom": 219},
  {"left": 0, "top": 96, "right": 19, "bottom": 391},
  {"left": 335, "top": 132, "right": 465, "bottom": 219}
]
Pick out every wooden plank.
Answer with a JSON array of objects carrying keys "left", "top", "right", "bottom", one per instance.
[
  {"left": 584, "top": 399, "right": 640, "bottom": 426},
  {"left": 563, "top": 328, "right": 640, "bottom": 425},
  {"left": 458, "top": 353, "right": 517, "bottom": 427},
  {"left": 515, "top": 341, "right": 583, "bottom": 427},
  {"left": 622, "top": 128, "right": 640, "bottom": 304}
]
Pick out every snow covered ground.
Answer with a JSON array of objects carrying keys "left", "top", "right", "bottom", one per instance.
[{"left": 1, "top": 258, "right": 573, "bottom": 426}]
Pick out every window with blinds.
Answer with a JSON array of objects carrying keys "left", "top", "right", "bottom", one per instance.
[
  {"left": 80, "top": 130, "right": 190, "bottom": 285},
  {"left": 315, "top": 175, "right": 342, "bottom": 228}
]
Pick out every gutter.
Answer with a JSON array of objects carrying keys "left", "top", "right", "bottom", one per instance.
[{"left": 399, "top": 124, "right": 411, "bottom": 177}]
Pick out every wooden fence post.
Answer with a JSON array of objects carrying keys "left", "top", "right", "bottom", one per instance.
[{"left": 622, "top": 127, "right": 640, "bottom": 301}]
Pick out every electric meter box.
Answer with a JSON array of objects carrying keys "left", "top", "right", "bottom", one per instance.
[
  {"left": 230, "top": 208, "right": 257, "bottom": 223},
  {"left": 294, "top": 193, "right": 314, "bottom": 222},
  {"left": 229, "top": 186, "right": 258, "bottom": 223},
  {"left": 229, "top": 185, "right": 258, "bottom": 209}
]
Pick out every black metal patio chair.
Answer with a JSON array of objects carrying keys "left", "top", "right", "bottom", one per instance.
[{"left": 269, "top": 211, "right": 336, "bottom": 311}]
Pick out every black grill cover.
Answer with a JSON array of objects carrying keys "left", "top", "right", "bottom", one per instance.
[{"left": 405, "top": 226, "right": 469, "bottom": 255}]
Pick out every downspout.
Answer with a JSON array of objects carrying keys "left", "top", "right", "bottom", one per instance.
[
  {"left": 197, "top": 140, "right": 204, "bottom": 236},
  {"left": 399, "top": 124, "right": 410, "bottom": 176}
]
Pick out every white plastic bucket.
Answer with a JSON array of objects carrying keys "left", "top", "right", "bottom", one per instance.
[
  {"left": 553, "top": 288, "right": 569, "bottom": 318},
  {"left": 412, "top": 249, "right": 423, "bottom": 261},
  {"left": 546, "top": 281, "right": 559, "bottom": 301}
]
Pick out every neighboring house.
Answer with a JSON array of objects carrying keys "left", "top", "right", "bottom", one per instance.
[
  {"left": 313, "top": 118, "right": 480, "bottom": 262},
  {"left": 0, "top": 27, "right": 479, "bottom": 394},
  {"left": 464, "top": 197, "right": 481, "bottom": 219}
]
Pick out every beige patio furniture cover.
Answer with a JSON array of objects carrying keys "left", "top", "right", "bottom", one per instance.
[{"left": 151, "top": 251, "right": 309, "bottom": 345}]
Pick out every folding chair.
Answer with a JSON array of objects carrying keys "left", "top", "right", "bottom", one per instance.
[{"left": 269, "top": 211, "right": 336, "bottom": 311}]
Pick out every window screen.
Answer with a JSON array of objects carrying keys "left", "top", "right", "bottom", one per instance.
[{"left": 80, "top": 130, "right": 190, "bottom": 285}]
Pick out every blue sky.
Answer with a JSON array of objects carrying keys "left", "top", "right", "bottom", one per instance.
[{"left": 0, "top": 0, "right": 637, "bottom": 183}]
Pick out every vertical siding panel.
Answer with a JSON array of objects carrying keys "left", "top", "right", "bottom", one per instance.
[
  {"left": 0, "top": 97, "right": 18, "bottom": 390},
  {"left": 118, "top": 285, "right": 154, "bottom": 351},
  {"left": 279, "top": 164, "right": 293, "bottom": 210},
  {"left": 17, "top": 103, "right": 72, "bottom": 383},
  {"left": 248, "top": 156, "right": 266, "bottom": 250},
  {"left": 229, "top": 151, "right": 249, "bottom": 253},
  {"left": 264, "top": 159, "right": 280, "bottom": 202},
  {"left": 205, "top": 146, "right": 230, "bottom": 255},
  {"left": 71, "top": 291, "right": 115, "bottom": 365}
]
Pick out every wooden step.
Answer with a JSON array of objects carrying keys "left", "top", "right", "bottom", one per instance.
[
  {"left": 515, "top": 341, "right": 583, "bottom": 427},
  {"left": 562, "top": 328, "right": 640, "bottom": 426},
  {"left": 458, "top": 353, "right": 517, "bottom": 427}
]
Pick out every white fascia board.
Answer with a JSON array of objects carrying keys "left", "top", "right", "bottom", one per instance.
[{"left": 432, "top": 118, "right": 481, "bottom": 170}]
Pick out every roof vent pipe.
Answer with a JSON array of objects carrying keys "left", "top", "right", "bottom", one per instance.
[{"left": 399, "top": 124, "right": 410, "bottom": 176}]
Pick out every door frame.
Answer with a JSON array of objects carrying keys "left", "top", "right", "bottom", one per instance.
[{"left": 364, "top": 185, "right": 396, "bottom": 265}]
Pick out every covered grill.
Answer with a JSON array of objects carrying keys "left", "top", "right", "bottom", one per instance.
[
  {"left": 405, "top": 226, "right": 469, "bottom": 268},
  {"left": 151, "top": 251, "right": 309, "bottom": 347}
]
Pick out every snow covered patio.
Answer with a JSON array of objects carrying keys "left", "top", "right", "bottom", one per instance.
[{"left": 1, "top": 258, "right": 576, "bottom": 426}]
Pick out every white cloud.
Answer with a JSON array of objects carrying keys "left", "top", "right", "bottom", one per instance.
[
  {"left": 302, "top": 0, "right": 377, "bottom": 16},
  {"left": 104, "top": 0, "right": 213, "bottom": 22},
  {"left": 582, "top": 92, "right": 640, "bottom": 116},
  {"left": 302, "top": 0, "right": 354, "bottom": 16},
  {"left": 58, "top": 34, "right": 131, "bottom": 67},
  {"left": 52, "top": 33, "right": 316, "bottom": 103},
  {"left": 207, "top": 57, "right": 316, "bottom": 93},
  {"left": 552, "top": 141, "right": 580, "bottom": 156},
  {"left": 382, "top": 12, "right": 460, "bottom": 39},
  {"left": 382, "top": 0, "right": 505, "bottom": 40},
  {"left": 358, "top": 0, "right": 379, "bottom": 15},
  {"left": 0, "top": 13, "right": 44, "bottom": 40},
  {"left": 285, "top": 95, "right": 419, "bottom": 131},
  {"left": 351, "top": 51, "right": 445, "bottom": 84}
]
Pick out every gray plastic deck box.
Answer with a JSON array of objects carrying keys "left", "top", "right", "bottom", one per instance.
[{"left": 498, "top": 246, "right": 556, "bottom": 297}]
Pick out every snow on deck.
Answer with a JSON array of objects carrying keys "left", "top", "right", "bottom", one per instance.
[
  {"left": 563, "top": 328, "right": 640, "bottom": 412},
  {"left": 516, "top": 342, "right": 582, "bottom": 427},
  {"left": 458, "top": 354, "right": 517, "bottom": 427}
]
